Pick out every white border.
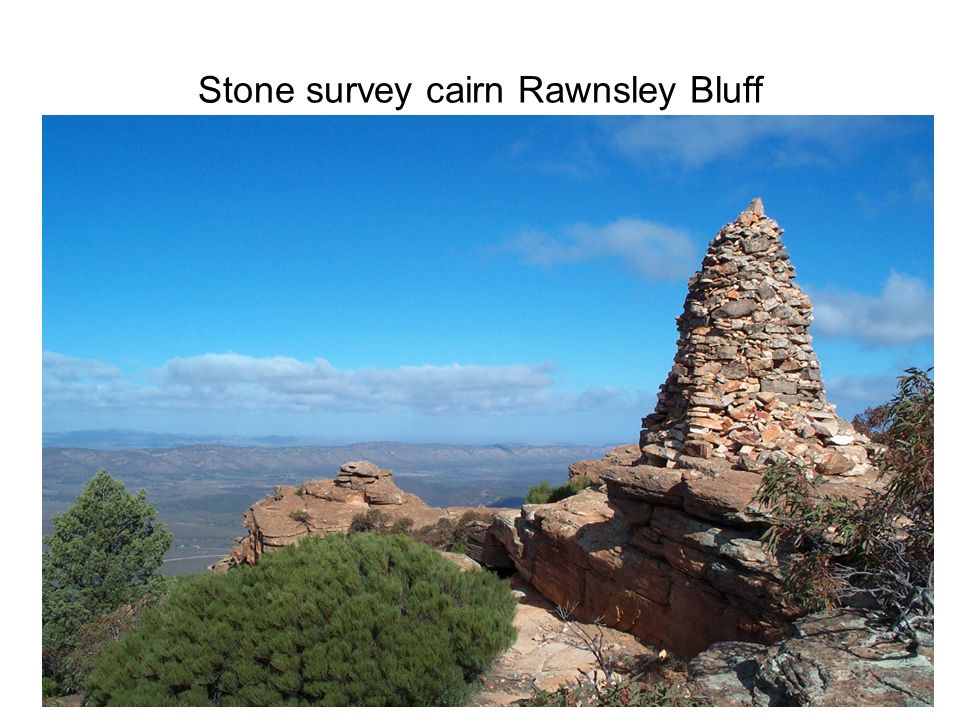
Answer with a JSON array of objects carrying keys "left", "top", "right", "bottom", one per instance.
[{"left": 6, "top": 1, "right": 951, "bottom": 716}]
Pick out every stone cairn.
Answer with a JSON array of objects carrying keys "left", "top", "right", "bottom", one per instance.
[
  {"left": 639, "top": 198, "right": 876, "bottom": 478},
  {"left": 491, "top": 200, "right": 887, "bottom": 657}
]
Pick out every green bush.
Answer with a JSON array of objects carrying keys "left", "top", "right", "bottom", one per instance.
[
  {"left": 86, "top": 533, "right": 517, "bottom": 706},
  {"left": 524, "top": 475, "right": 597, "bottom": 505}
]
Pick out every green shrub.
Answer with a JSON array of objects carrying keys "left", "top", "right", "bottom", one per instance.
[
  {"left": 524, "top": 481, "right": 554, "bottom": 504},
  {"left": 42, "top": 677, "right": 60, "bottom": 700},
  {"left": 524, "top": 475, "right": 597, "bottom": 505},
  {"left": 755, "top": 368, "right": 934, "bottom": 636},
  {"left": 86, "top": 533, "right": 517, "bottom": 706}
]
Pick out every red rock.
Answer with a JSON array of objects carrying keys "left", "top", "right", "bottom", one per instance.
[
  {"left": 817, "top": 451, "right": 857, "bottom": 476},
  {"left": 209, "top": 461, "right": 515, "bottom": 572},
  {"left": 603, "top": 465, "right": 684, "bottom": 507},
  {"left": 680, "top": 469, "right": 767, "bottom": 525},
  {"left": 760, "top": 425, "right": 783, "bottom": 443}
]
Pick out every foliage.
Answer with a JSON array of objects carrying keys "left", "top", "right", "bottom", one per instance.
[
  {"left": 852, "top": 403, "right": 893, "bottom": 443},
  {"left": 86, "top": 533, "right": 517, "bottom": 706},
  {"left": 524, "top": 474, "right": 598, "bottom": 505},
  {"left": 288, "top": 508, "right": 309, "bottom": 523},
  {"left": 43, "top": 470, "right": 172, "bottom": 693},
  {"left": 349, "top": 509, "right": 484, "bottom": 554},
  {"left": 349, "top": 507, "right": 392, "bottom": 534},
  {"left": 413, "top": 517, "right": 463, "bottom": 552},
  {"left": 522, "top": 679, "right": 693, "bottom": 707},
  {"left": 55, "top": 598, "right": 154, "bottom": 694},
  {"left": 755, "top": 368, "right": 934, "bottom": 638},
  {"left": 518, "top": 604, "right": 692, "bottom": 707}
]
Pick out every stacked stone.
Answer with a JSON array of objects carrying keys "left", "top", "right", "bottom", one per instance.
[{"left": 639, "top": 199, "right": 875, "bottom": 479}]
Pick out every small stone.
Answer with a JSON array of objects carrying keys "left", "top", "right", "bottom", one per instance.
[
  {"left": 760, "top": 425, "right": 783, "bottom": 443},
  {"left": 716, "top": 299, "right": 758, "bottom": 319},
  {"left": 756, "top": 283, "right": 776, "bottom": 300},
  {"left": 684, "top": 440, "right": 714, "bottom": 458},
  {"left": 741, "top": 236, "right": 774, "bottom": 254},
  {"left": 760, "top": 378, "right": 797, "bottom": 395},
  {"left": 817, "top": 452, "right": 857, "bottom": 475},
  {"left": 722, "top": 362, "right": 749, "bottom": 380},
  {"left": 811, "top": 420, "right": 839, "bottom": 437},
  {"left": 690, "top": 416, "right": 725, "bottom": 430}
]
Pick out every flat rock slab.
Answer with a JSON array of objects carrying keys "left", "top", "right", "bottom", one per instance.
[{"left": 470, "top": 576, "right": 651, "bottom": 706}]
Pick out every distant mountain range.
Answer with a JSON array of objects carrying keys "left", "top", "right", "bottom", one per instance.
[
  {"left": 43, "top": 429, "right": 321, "bottom": 449},
  {"left": 42, "top": 441, "right": 616, "bottom": 488},
  {"left": 43, "top": 434, "right": 620, "bottom": 574}
]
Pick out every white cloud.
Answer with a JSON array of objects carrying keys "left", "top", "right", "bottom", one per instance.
[
  {"left": 605, "top": 116, "right": 891, "bottom": 169},
  {"left": 812, "top": 271, "right": 933, "bottom": 347},
  {"left": 155, "top": 353, "right": 561, "bottom": 414},
  {"left": 42, "top": 351, "right": 121, "bottom": 381},
  {"left": 44, "top": 351, "right": 644, "bottom": 418},
  {"left": 42, "top": 351, "right": 133, "bottom": 409},
  {"left": 502, "top": 218, "right": 697, "bottom": 281}
]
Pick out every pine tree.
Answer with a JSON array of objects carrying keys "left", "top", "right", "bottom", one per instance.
[{"left": 43, "top": 470, "right": 172, "bottom": 687}]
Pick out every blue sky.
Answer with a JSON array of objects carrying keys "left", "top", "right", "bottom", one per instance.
[{"left": 42, "top": 116, "right": 933, "bottom": 444}]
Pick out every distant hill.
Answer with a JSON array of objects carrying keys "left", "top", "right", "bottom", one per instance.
[
  {"left": 42, "top": 439, "right": 619, "bottom": 574},
  {"left": 42, "top": 441, "right": 616, "bottom": 485},
  {"left": 43, "top": 429, "right": 312, "bottom": 449}
]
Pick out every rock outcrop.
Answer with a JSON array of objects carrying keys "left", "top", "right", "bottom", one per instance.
[
  {"left": 210, "top": 460, "right": 513, "bottom": 571},
  {"left": 686, "top": 609, "right": 933, "bottom": 706},
  {"left": 493, "top": 201, "right": 886, "bottom": 658},
  {"left": 492, "top": 480, "right": 791, "bottom": 658}
]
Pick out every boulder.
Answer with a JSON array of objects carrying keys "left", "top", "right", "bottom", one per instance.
[{"left": 687, "top": 609, "right": 933, "bottom": 706}]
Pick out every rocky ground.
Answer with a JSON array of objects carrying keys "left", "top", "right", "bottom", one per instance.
[
  {"left": 469, "top": 575, "right": 652, "bottom": 706},
  {"left": 687, "top": 609, "right": 933, "bottom": 706}
]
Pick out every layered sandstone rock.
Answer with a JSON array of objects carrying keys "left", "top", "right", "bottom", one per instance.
[
  {"left": 210, "top": 460, "right": 512, "bottom": 571},
  {"left": 493, "top": 201, "right": 885, "bottom": 657},
  {"left": 491, "top": 482, "right": 790, "bottom": 658}
]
